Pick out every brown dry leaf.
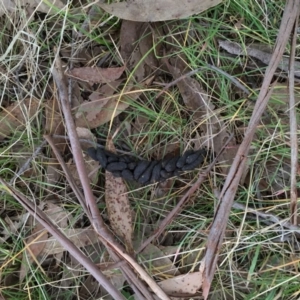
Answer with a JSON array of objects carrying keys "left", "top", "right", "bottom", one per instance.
[
  {"left": 120, "top": 21, "right": 157, "bottom": 82},
  {"left": 139, "top": 243, "right": 180, "bottom": 278},
  {"left": 46, "top": 158, "right": 61, "bottom": 187},
  {"left": 98, "top": 0, "right": 221, "bottom": 22},
  {"left": 105, "top": 140, "right": 134, "bottom": 253},
  {"left": 75, "top": 80, "right": 122, "bottom": 123},
  {"left": 43, "top": 202, "right": 72, "bottom": 262},
  {"left": 158, "top": 271, "right": 203, "bottom": 295},
  {"left": 0, "top": 98, "right": 40, "bottom": 141},
  {"left": 20, "top": 222, "right": 48, "bottom": 281},
  {"left": 120, "top": 20, "right": 144, "bottom": 61},
  {"left": 76, "top": 127, "right": 97, "bottom": 150},
  {"left": 67, "top": 66, "right": 125, "bottom": 84},
  {"left": 40, "top": 228, "right": 99, "bottom": 256},
  {"left": 68, "top": 158, "right": 99, "bottom": 185},
  {"left": 75, "top": 88, "right": 141, "bottom": 129}
]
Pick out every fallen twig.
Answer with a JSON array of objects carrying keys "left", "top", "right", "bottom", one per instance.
[{"left": 288, "top": 14, "right": 299, "bottom": 225}]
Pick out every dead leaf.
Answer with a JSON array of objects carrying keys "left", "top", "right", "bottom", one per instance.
[
  {"left": 0, "top": 98, "right": 40, "bottom": 141},
  {"left": 75, "top": 88, "right": 141, "bottom": 129},
  {"left": 75, "top": 80, "right": 122, "bottom": 122},
  {"left": 105, "top": 141, "right": 134, "bottom": 253},
  {"left": 139, "top": 243, "right": 180, "bottom": 278},
  {"left": 76, "top": 127, "right": 97, "bottom": 150},
  {"left": 41, "top": 228, "right": 99, "bottom": 256},
  {"left": 158, "top": 271, "right": 203, "bottom": 295},
  {"left": 98, "top": 0, "right": 222, "bottom": 22},
  {"left": 67, "top": 66, "right": 125, "bottom": 84},
  {"left": 120, "top": 21, "right": 144, "bottom": 61},
  {"left": 46, "top": 158, "right": 61, "bottom": 186}
]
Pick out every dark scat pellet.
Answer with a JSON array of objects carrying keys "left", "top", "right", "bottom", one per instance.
[
  {"left": 119, "top": 155, "right": 133, "bottom": 163},
  {"left": 96, "top": 148, "right": 108, "bottom": 168},
  {"left": 150, "top": 161, "right": 162, "bottom": 183},
  {"left": 161, "top": 157, "right": 173, "bottom": 168},
  {"left": 182, "top": 153, "right": 205, "bottom": 171},
  {"left": 86, "top": 147, "right": 97, "bottom": 161},
  {"left": 122, "top": 169, "right": 134, "bottom": 181},
  {"left": 160, "top": 169, "right": 173, "bottom": 179},
  {"left": 176, "top": 150, "right": 194, "bottom": 168},
  {"left": 127, "top": 162, "right": 137, "bottom": 170},
  {"left": 106, "top": 162, "right": 127, "bottom": 172},
  {"left": 185, "top": 149, "right": 206, "bottom": 164},
  {"left": 164, "top": 156, "right": 179, "bottom": 172},
  {"left": 107, "top": 155, "right": 119, "bottom": 163},
  {"left": 138, "top": 161, "right": 157, "bottom": 185},
  {"left": 134, "top": 160, "right": 151, "bottom": 180},
  {"left": 86, "top": 147, "right": 210, "bottom": 185}
]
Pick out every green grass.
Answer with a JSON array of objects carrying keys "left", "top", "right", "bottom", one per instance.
[{"left": 1, "top": 0, "right": 299, "bottom": 299}]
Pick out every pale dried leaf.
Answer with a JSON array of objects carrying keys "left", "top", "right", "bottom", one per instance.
[
  {"left": 41, "top": 228, "right": 99, "bottom": 255},
  {"left": 140, "top": 243, "right": 180, "bottom": 277},
  {"left": 75, "top": 80, "right": 122, "bottom": 121},
  {"left": 67, "top": 66, "right": 125, "bottom": 84},
  {"left": 0, "top": 0, "right": 65, "bottom": 16},
  {"left": 0, "top": 98, "right": 40, "bottom": 141},
  {"left": 75, "top": 89, "right": 140, "bottom": 129},
  {"left": 76, "top": 127, "right": 97, "bottom": 150},
  {"left": 98, "top": 0, "right": 221, "bottom": 22},
  {"left": 158, "top": 271, "right": 203, "bottom": 295},
  {"left": 44, "top": 202, "right": 69, "bottom": 228},
  {"left": 46, "top": 158, "right": 61, "bottom": 186},
  {"left": 105, "top": 141, "right": 134, "bottom": 253}
]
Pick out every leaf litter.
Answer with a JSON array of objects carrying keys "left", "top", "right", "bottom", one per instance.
[{"left": 1, "top": 1, "right": 299, "bottom": 299}]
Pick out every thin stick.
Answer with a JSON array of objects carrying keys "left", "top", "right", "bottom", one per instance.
[{"left": 288, "top": 10, "right": 299, "bottom": 225}]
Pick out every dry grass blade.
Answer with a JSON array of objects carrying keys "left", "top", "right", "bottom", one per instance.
[{"left": 202, "top": 1, "right": 300, "bottom": 298}]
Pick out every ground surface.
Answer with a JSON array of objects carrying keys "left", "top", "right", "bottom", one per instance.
[{"left": 0, "top": 1, "right": 300, "bottom": 299}]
